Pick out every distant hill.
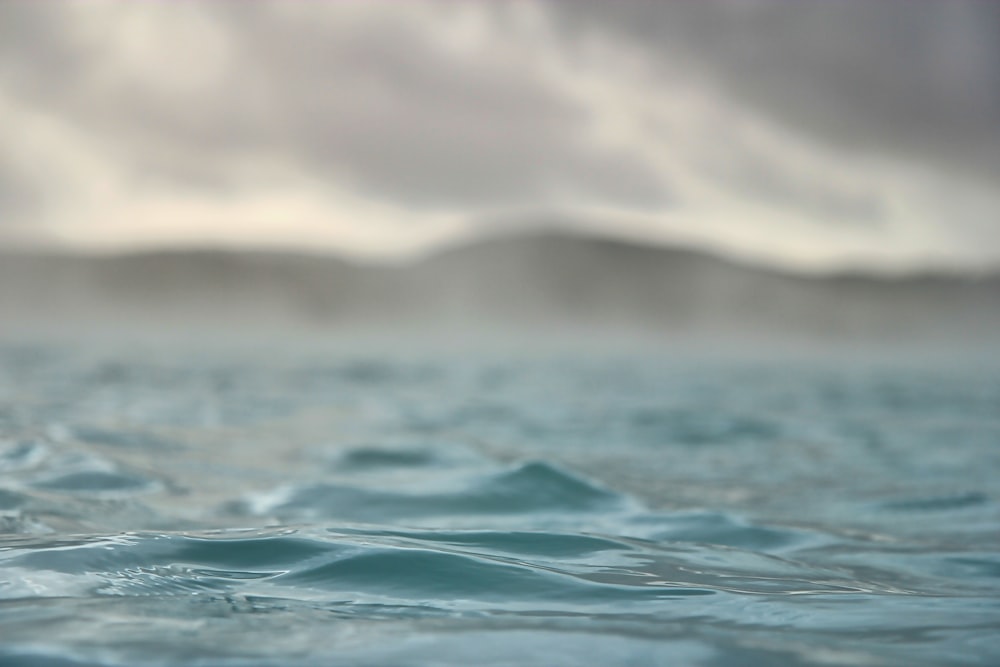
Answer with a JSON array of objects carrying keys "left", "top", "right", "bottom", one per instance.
[{"left": 2, "top": 231, "right": 998, "bottom": 342}]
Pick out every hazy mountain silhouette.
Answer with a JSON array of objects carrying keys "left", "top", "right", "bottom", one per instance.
[{"left": 2, "top": 231, "right": 998, "bottom": 342}]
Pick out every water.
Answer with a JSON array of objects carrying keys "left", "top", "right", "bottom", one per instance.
[{"left": 0, "top": 341, "right": 998, "bottom": 666}]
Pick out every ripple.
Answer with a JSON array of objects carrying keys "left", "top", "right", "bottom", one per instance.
[
  {"left": 0, "top": 488, "right": 26, "bottom": 510},
  {"left": 877, "top": 492, "right": 990, "bottom": 513},
  {"left": 0, "top": 521, "right": 912, "bottom": 612},
  {"left": 30, "top": 471, "right": 157, "bottom": 496},
  {"left": 1, "top": 529, "right": 716, "bottom": 607},
  {"left": 627, "top": 511, "right": 823, "bottom": 551},
  {"left": 248, "top": 461, "right": 627, "bottom": 523},
  {"left": 70, "top": 426, "right": 179, "bottom": 452},
  {"left": 1, "top": 348, "right": 997, "bottom": 666},
  {"left": 334, "top": 447, "right": 440, "bottom": 470},
  {"left": 278, "top": 546, "right": 679, "bottom": 602},
  {"left": 0, "top": 441, "right": 48, "bottom": 473}
]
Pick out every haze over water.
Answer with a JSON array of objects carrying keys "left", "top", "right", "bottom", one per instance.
[{"left": 1, "top": 2, "right": 999, "bottom": 666}]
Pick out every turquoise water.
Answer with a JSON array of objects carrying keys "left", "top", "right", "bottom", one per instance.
[{"left": 0, "top": 343, "right": 998, "bottom": 665}]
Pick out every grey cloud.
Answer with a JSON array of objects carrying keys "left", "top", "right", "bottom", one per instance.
[
  {"left": 699, "top": 130, "right": 887, "bottom": 227},
  {"left": 0, "top": 4, "right": 94, "bottom": 91},
  {"left": 550, "top": 0, "right": 1000, "bottom": 184},
  {"left": 0, "top": 160, "right": 38, "bottom": 221},
  {"left": 0, "top": 153, "right": 55, "bottom": 246},
  {"left": 735, "top": 164, "right": 885, "bottom": 227},
  {"left": 0, "top": 3, "right": 671, "bottom": 212},
  {"left": 0, "top": 119, "right": 53, "bottom": 228},
  {"left": 0, "top": 0, "right": 993, "bottom": 268}
]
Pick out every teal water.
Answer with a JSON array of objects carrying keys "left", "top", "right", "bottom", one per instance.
[{"left": 0, "top": 343, "right": 998, "bottom": 665}]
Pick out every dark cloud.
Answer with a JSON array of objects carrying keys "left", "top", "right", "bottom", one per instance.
[{"left": 550, "top": 0, "right": 1000, "bottom": 184}]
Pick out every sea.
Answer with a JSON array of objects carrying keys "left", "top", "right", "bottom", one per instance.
[{"left": 0, "top": 339, "right": 997, "bottom": 666}]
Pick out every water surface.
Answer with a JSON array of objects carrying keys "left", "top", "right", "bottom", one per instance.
[{"left": 0, "top": 342, "right": 997, "bottom": 665}]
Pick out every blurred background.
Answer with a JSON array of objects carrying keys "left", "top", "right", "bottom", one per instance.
[{"left": 0, "top": 0, "right": 998, "bottom": 342}]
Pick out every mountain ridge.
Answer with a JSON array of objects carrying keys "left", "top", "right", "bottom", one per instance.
[
  {"left": 5, "top": 229, "right": 996, "bottom": 281},
  {"left": 2, "top": 230, "right": 997, "bottom": 341}
]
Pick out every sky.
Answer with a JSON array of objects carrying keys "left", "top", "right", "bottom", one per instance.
[{"left": 0, "top": 0, "right": 998, "bottom": 272}]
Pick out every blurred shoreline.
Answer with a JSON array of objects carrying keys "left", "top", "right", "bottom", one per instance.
[{"left": 3, "top": 230, "right": 998, "bottom": 346}]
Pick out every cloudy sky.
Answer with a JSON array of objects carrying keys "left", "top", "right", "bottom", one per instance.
[{"left": 1, "top": 1, "right": 998, "bottom": 271}]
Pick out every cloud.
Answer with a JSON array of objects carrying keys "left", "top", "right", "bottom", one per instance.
[
  {"left": 549, "top": 0, "right": 1000, "bottom": 185},
  {"left": 694, "top": 122, "right": 887, "bottom": 227},
  {"left": 0, "top": 1, "right": 996, "bottom": 270},
  {"left": 0, "top": 3, "right": 669, "bottom": 213}
]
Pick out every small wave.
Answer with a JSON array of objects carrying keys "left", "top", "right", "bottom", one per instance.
[
  {"left": 244, "top": 461, "right": 627, "bottom": 523},
  {"left": 877, "top": 491, "right": 989, "bottom": 513},
  {"left": 30, "top": 471, "right": 158, "bottom": 497},
  {"left": 1, "top": 348, "right": 997, "bottom": 666},
  {"left": 70, "top": 426, "right": 180, "bottom": 452},
  {"left": 8, "top": 525, "right": 871, "bottom": 611},
  {"left": 627, "top": 511, "right": 822, "bottom": 551},
  {"left": 0, "top": 441, "right": 49, "bottom": 473},
  {"left": 0, "top": 517, "right": 928, "bottom": 625},
  {"left": 628, "top": 407, "right": 782, "bottom": 445},
  {"left": 334, "top": 447, "right": 440, "bottom": 470},
  {"left": 0, "top": 488, "right": 26, "bottom": 510}
]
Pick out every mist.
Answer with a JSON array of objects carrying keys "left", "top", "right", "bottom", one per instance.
[{"left": 2, "top": 230, "right": 999, "bottom": 350}]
